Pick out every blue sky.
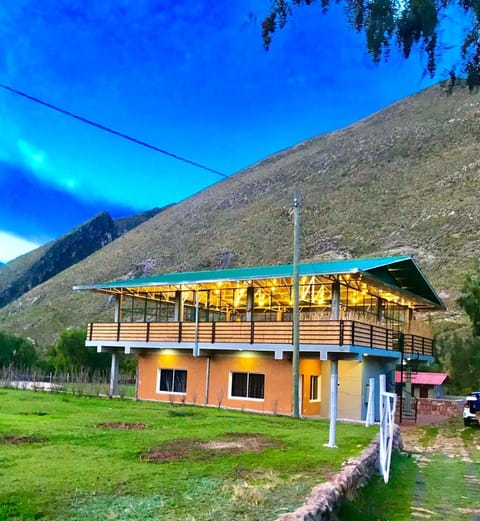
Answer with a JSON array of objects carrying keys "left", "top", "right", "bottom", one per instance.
[{"left": 0, "top": 0, "right": 462, "bottom": 263}]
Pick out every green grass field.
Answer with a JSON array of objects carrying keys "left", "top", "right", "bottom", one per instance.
[
  {"left": 0, "top": 389, "right": 376, "bottom": 521},
  {"left": 339, "top": 419, "right": 480, "bottom": 520}
]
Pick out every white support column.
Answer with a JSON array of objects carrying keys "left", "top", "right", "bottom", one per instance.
[
  {"left": 365, "top": 377, "right": 375, "bottom": 427},
  {"left": 379, "top": 373, "right": 386, "bottom": 423},
  {"left": 109, "top": 351, "right": 120, "bottom": 397},
  {"left": 331, "top": 282, "right": 340, "bottom": 320},
  {"left": 325, "top": 358, "right": 338, "bottom": 448}
]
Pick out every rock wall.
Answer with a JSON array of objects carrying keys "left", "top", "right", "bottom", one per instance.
[
  {"left": 416, "top": 397, "right": 464, "bottom": 417},
  {"left": 275, "top": 426, "right": 402, "bottom": 521}
]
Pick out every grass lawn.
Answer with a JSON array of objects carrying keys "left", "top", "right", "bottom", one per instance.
[
  {"left": 0, "top": 389, "right": 376, "bottom": 521},
  {"left": 339, "top": 419, "right": 480, "bottom": 521}
]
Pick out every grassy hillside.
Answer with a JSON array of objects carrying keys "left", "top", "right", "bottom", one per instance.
[{"left": 1, "top": 82, "right": 479, "bottom": 346}]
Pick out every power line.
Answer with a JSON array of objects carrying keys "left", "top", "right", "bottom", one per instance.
[{"left": 0, "top": 82, "right": 236, "bottom": 182}]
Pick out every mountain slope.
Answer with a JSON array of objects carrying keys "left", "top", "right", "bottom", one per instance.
[
  {"left": 0, "top": 207, "right": 165, "bottom": 309},
  {"left": 0, "top": 212, "right": 117, "bottom": 309},
  {"left": 1, "top": 83, "right": 479, "bottom": 346}
]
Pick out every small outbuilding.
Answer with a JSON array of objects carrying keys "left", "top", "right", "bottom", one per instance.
[{"left": 395, "top": 371, "right": 448, "bottom": 399}]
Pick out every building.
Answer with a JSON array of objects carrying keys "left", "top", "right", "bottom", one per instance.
[
  {"left": 395, "top": 371, "right": 448, "bottom": 399},
  {"left": 74, "top": 256, "right": 443, "bottom": 421}
]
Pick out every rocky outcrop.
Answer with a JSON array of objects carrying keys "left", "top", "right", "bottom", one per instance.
[
  {"left": 0, "top": 206, "right": 170, "bottom": 310},
  {"left": 0, "top": 213, "right": 117, "bottom": 309}
]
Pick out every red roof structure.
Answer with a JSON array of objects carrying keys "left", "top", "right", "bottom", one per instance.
[{"left": 395, "top": 371, "right": 448, "bottom": 386}]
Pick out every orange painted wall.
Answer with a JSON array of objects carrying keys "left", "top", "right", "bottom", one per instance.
[
  {"left": 137, "top": 351, "right": 325, "bottom": 416},
  {"left": 137, "top": 352, "right": 208, "bottom": 404},
  {"left": 206, "top": 353, "right": 292, "bottom": 415}
]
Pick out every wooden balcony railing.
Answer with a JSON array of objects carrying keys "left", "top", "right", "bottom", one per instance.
[{"left": 87, "top": 320, "right": 433, "bottom": 356}]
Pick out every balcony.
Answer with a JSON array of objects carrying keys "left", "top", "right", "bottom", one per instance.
[{"left": 87, "top": 319, "right": 433, "bottom": 357}]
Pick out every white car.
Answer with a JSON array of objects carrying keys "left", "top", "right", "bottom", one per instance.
[{"left": 463, "top": 391, "right": 480, "bottom": 426}]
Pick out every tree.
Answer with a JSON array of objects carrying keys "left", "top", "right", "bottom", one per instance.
[
  {"left": 0, "top": 331, "right": 38, "bottom": 370},
  {"left": 49, "top": 328, "right": 110, "bottom": 374},
  {"left": 262, "top": 0, "right": 480, "bottom": 89},
  {"left": 457, "top": 263, "right": 480, "bottom": 336},
  {"left": 48, "top": 328, "right": 136, "bottom": 376},
  {"left": 435, "top": 328, "right": 480, "bottom": 394},
  {"left": 432, "top": 262, "right": 480, "bottom": 393}
]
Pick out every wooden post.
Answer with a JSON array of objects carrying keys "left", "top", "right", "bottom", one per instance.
[
  {"left": 114, "top": 294, "right": 122, "bottom": 322},
  {"left": 331, "top": 281, "right": 340, "bottom": 320},
  {"left": 174, "top": 290, "right": 184, "bottom": 322},
  {"left": 246, "top": 286, "right": 254, "bottom": 322}
]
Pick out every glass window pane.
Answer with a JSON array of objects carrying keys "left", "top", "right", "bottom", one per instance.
[
  {"left": 174, "top": 369, "right": 187, "bottom": 393},
  {"left": 248, "top": 373, "right": 265, "bottom": 399},
  {"left": 310, "top": 375, "right": 320, "bottom": 401},
  {"left": 231, "top": 372, "right": 248, "bottom": 397},
  {"left": 159, "top": 369, "right": 174, "bottom": 392}
]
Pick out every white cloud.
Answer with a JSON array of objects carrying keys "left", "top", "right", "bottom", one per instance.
[
  {"left": 0, "top": 231, "right": 39, "bottom": 263},
  {"left": 17, "top": 139, "right": 49, "bottom": 171}
]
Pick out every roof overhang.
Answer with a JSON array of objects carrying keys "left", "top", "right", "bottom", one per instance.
[{"left": 73, "top": 256, "right": 444, "bottom": 311}]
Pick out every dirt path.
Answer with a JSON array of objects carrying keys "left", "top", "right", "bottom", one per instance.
[{"left": 400, "top": 419, "right": 480, "bottom": 520}]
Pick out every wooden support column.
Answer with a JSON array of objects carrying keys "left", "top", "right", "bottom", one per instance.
[
  {"left": 377, "top": 298, "right": 385, "bottom": 323},
  {"left": 331, "top": 281, "right": 340, "bottom": 320},
  {"left": 407, "top": 307, "right": 413, "bottom": 331},
  {"left": 246, "top": 286, "right": 254, "bottom": 322},
  {"left": 174, "top": 290, "right": 184, "bottom": 322},
  {"left": 114, "top": 294, "right": 122, "bottom": 322}
]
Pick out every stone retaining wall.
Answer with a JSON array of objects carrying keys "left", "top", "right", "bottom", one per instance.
[
  {"left": 416, "top": 397, "right": 464, "bottom": 417},
  {"left": 275, "top": 426, "right": 402, "bottom": 521}
]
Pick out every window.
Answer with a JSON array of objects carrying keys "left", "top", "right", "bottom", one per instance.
[
  {"left": 309, "top": 375, "right": 321, "bottom": 401},
  {"left": 158, "top": 369, "right": 187, "bottom": 393},
  {"left": 230, "top": 372, "right": 265, "bottom": 400}
]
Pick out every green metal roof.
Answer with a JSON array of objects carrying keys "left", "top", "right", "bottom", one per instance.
[{"left": 73, "top": 255, "right": 444, "bottom": 310}]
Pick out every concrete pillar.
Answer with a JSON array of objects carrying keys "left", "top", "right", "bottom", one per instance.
[
  {"left": 331, "top": 282, "right": 340, "bottom": 320},
  {"left": 365, "top": 377, "right": 375, "bottom": 427},
  {"left": 379, "top": 373, "right": 386, "bottom": 424},
  {"left": 325, "top": 359, "right": 338, "bottom": 448},
  {"left": 109, "top": 351, "right": 120, "bottom": 397},
  {"left": 174, "top": 290, "right": 184, "bottom": 322}
]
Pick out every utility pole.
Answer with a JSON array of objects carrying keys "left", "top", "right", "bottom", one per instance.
[{"left": 292, "top": 195, "right": 301, "bottom": 418}]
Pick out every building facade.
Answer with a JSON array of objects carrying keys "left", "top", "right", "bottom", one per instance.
[{"left": 75, "top": 256, "right": 443, "bottom": 420}]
